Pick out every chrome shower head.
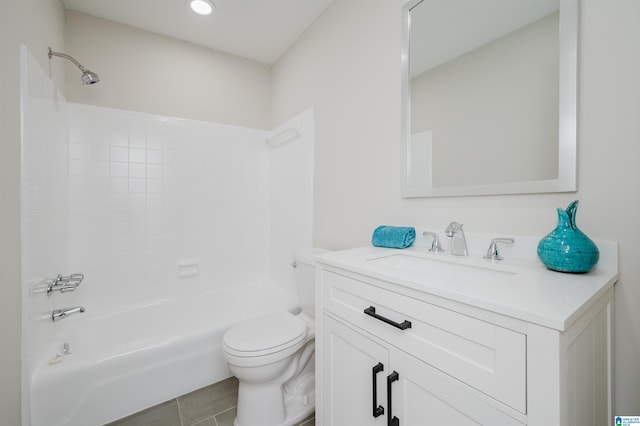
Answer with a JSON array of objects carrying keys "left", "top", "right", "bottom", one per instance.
[
  {"left": 81, "top": 69, "right": 100, "bottom": 85},
  {"left": 48, "top": 47, "right": 100, "bottom": 85}
]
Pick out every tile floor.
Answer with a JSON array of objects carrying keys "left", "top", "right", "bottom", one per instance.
[{"left": 106, "top": 377, "right": 315, "bottom": 426}]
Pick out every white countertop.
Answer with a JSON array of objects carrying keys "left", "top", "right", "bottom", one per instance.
[{"left": 314, "top": 243, "right": 618, "bottom": 331}]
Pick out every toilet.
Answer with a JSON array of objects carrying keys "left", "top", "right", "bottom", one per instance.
[{"left": 222, "top": 249, "right": 325, "bottom": 426}]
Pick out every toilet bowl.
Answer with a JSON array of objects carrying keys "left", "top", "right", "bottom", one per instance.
[{"left": 222, "top": 249, "right": 325, "bottom": 426}]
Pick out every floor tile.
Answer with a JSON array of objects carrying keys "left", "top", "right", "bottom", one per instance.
[
  {"left": 214, "top": 406, "right": 237, "bottom": 426},
  {"left": 104, "top": 378, "right": 311, "bottom": 426},
  {"left": 294, "top": 413, "right": 315, "bottom": 426},
  {"left": 190, "top": 416, "right": 216, "bottom": 426},
  {"left": 106, "top": 399, "right": 181, "bottom": 426},
  {"left": 177, "top": 377, "right": 238, "bottom": 425}
]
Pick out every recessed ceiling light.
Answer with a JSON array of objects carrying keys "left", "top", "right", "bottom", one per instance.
[{"left": 189, "top": 0, "right": 215, "bottom": 15}]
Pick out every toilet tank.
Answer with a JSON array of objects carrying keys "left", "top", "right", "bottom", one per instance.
[{"left": 293, "top": 248, "right": 328, "bottom": 319}]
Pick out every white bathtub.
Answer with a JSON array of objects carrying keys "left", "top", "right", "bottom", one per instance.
[{"left": 30, "top": 285, "right": 299, "bottom": 426}]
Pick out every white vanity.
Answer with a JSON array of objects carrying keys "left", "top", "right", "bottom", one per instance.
[{"left": 314, "top": 243, "right": 618, "bottom": 425}]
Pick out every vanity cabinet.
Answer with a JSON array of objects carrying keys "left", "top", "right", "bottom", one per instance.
[
  {"left": 315, "top": 247, "right": 617, "bottom": 426},
  {"left": 322, "top": 315, "right": 523, "bottom": 425}
]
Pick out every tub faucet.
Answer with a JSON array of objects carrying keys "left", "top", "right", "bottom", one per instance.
[
  {"left": 52, "top": 306, "right": 85, "bottom": 322},
  {"left": 445, "top": 222, "right": 468, "bottom": 256},
  {"left": 47, "top": 273, "right": 84, "bottom": 295}
]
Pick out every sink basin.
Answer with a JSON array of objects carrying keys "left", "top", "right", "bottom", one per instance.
[{"left": 367, "top": 253, "right": 517, "bottom": 285}]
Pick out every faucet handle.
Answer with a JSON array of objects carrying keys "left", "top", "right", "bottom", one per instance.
[
  {"left": 422, "top": 231, "right": 445, "bottom": 253},
  {"left": 483, "top": 238, "right": 515, "bottom": 261},
  {"left": 47, "top": 273, "right": 84, "bottom": 295}
]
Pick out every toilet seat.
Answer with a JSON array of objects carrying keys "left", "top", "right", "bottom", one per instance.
[{"left": 223, "top": 311, "right": 307, "bottom": 359}]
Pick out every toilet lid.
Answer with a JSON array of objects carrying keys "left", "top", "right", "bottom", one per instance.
[{"left": 224, "top": 311, "right": 307, "bottom": 355}]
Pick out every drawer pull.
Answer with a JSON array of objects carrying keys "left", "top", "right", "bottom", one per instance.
[
  {"left": 372, "top": 363, "right": 385, "bottom": 418},
  {"left": 364, "top": 306, "right": 412, "bottom": 330},
  {"left": 387, "top": 371, "right": 400, "bottom": 426}
]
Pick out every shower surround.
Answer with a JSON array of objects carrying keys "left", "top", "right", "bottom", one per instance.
[{"left": 20, "top": 47, "right": 314, "bottom": 425}]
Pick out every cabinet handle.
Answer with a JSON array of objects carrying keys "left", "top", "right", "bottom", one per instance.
[
  {"left": 364, "top": 306, "right": 412, "bottom": 330},
  {"left": 387, "top": 371, "right": 400, "bottom": 426},
  {"left": 372, "top": 363, "right": 385, "bottom": 418}
]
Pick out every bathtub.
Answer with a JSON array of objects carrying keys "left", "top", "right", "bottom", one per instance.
[{"left": 30, "top": 284, "right": 299, "bottom": 426}]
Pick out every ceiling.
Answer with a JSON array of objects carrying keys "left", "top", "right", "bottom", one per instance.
[{"left": 62, "top": 0, "right": 334, "bottom": 64}]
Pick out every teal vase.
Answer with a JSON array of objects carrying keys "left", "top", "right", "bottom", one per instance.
[{"left": 537, "top": 200, "right": 599, "bottom": 273}]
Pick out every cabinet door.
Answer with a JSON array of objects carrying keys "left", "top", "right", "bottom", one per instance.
[
  {"left": 322, "top": 315, "right": 390, "bottom": 426},
  {"left": 391, "top": 350, "right": 524, "bottom": 426}
]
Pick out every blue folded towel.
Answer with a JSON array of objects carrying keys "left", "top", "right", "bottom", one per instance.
[{"left": 371, "top": 226, "right": 416, "bottom": 249}]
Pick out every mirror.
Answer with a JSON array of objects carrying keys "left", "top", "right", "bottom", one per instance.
[{"left": 401, "top": 0, "right": 577, "bottom": 197}]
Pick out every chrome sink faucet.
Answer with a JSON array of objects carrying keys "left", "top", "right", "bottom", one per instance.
[
  {"left": 445, "top": 222, "right": 468, "bottom": 256},
  {"left": 51, "top": 306, "right": 85, "bottom": 322}
]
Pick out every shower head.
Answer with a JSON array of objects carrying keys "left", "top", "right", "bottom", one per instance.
[
  {"left": 48, "top": 48, "right": 100, "bottom": 85},
  {"left": 81, "top": 69, "right": 100, "bottom": 85}
]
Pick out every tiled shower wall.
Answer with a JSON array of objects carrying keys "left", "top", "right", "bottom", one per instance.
[
  {"left": 65, "top": 104, "right": 274, "bottom": 309},
  {"left": 65, "top": 105, "right": 314, "bottom": 308},
  {"left": 268, "top": 111, "right": 315, "bottom": 295},
  {"left": 20, "top": 47, "right": 69, "bottom": 426}
]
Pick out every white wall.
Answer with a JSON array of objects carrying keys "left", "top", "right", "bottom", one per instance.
[
  {"left": 0, "top": 1, "right": 66, "bottom": 425},
  {"left": 272, "top": 0, "right": 640, "bottom": 414},
  {"left": 64, "top": 11, "right": 272, "bottom": 130},
  {"left": 0, "top": 5, "right": 24, "bottom": 423}
]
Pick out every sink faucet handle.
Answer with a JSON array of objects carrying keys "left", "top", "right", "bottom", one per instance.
[
  {"left": 483, "top": 238, "right": 515, "bottom": 261},
  {"left": 422, "top": 231, "right": 444, "bottom": 253}
]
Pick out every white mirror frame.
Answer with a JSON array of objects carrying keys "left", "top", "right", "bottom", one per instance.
[{"left": 401, "top": 0, "right": 578, "bottom": 198}]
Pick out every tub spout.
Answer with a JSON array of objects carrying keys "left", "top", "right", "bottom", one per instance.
[{"left": 52, "top": 306, "right": 85, "bottom": 322}]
